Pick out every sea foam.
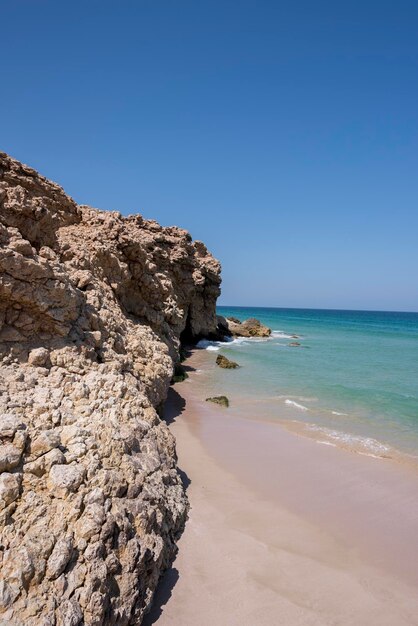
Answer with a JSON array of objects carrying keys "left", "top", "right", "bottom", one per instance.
[
  {"left": 271, "top": 330, "right": 294, "bottom": 339},
  {"left": 306, "top": 424, "right": 392, "bottom": 457},
  {"left": 196, "top": 339, "right": 220, "bottom": 351},
  {"left": 285, "top": 399, "right": 309, "bottom": 411}
]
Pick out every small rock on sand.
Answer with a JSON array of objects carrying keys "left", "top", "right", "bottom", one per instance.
[{"left": 206, "top": 396, "right": 229, "bottom": 408}]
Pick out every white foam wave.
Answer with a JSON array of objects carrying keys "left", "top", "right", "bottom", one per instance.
[
  {"left": 285, "top": 399, "right": 309, "bottom": 411},
  {"left": 197, "top": 332, "right": 279, "bottom": 352},
  {"left": 271, "top": 330, "right": 294, "bottom": 339},
  {"left": 196, "top": 336, "right": 249, "bottom": 351},
  {"left": 277, "top": 395, "right": 317, "bottom": 402},
  {"left": 331, "top": 410, "right": 348, "bottom": 416},
  {"left": 228, "top": 336, "right": 250, "bottom": 345},
  {"left": 196, "top": 339, "right": 221, "bottom": 351},
  {"left": 306, "top": 424, "right": 392, "bottom": 456}
]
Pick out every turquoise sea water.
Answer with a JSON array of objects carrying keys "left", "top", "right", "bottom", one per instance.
[{"left": 204, "top": 307, "right": 418, "bottom": 457}]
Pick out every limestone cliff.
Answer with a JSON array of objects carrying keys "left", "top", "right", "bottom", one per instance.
[{"left": 0, "top": 152, "right": 221, "bottom": 625}]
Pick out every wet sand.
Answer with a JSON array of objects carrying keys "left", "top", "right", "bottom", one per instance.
[{"left": 144, "top": 351, "right": 418, "bottom": 625}]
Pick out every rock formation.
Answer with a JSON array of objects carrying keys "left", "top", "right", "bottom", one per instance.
[
  {"left": 0, "top": 152, "right": 221, "bottom": 625},
  {"left": 215, "top": 355, "right": 239, "bottom": 369},
  {"left": 217, "top": 316, "right": 271, "bottom": 338}
]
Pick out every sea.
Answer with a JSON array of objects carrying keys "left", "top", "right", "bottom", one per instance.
[{"left": 195, "top": 307, "right": 418, "bottom": 462}]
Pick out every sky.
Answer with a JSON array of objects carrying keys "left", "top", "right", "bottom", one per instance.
[{"left": 1, "top": 0, "right": 418, "bottom": 311}]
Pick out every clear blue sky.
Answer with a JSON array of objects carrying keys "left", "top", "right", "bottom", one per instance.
[{"left": 2, "top": 1, "right": 417, "bottom": 311}]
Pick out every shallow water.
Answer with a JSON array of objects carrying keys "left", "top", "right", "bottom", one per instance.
[{"left": 198, "top": 307, "right": 418, "bottom": 458}]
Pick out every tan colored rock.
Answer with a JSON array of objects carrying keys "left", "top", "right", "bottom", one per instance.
[
  {"left": 28, "top": 347, "right": 50, "bottom": 367},
  {"left": 0, "top": 443, "right": 23, "bottom": 472},
  {"left": 0, "top": 415, "right": 25, "bottom": 439},
  {"left": 47, "top": 463, "right": 85, "bottom": 497},
  {"left": 225, "top": 317, "right": 271, "bottom": 338},
  {"left": 24, "top": 448, "right": 66, "bottom": 477},
  {"left": 29, "top": 429, "right": 61, "bottom": 459},
  {"left": 216, "top": 354, "right": 239, "bottom": 369},
  {"left": 0, "top": 152, "right": 221, "bottom": 625},
  {"left": 0, "top": 472, "right": 21, "bottom": 509},
  {"left": 46, "top": 536, "right": 74, "bottom": 579},
  {"left": 56, "top": 598, "right": 83, "bottom": 626}
]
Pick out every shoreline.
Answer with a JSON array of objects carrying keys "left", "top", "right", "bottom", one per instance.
[
  {"left": 194, "top": 338, "right": 418, "bottom": 469},
  {"left": 144, "top": 350, "right": 418, "bottom": 625}
]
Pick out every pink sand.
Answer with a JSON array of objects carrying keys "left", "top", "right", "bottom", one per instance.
[{"left": 144, "top": 350, "right": 418, "bottom": 625}]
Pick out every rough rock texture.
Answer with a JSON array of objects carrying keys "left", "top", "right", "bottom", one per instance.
[
  {"left": 217, "top": 316, "right": 271, "bottom": 338},
  {"left": 215, "top": 355, "right": 239, "bottom": 369},
  {"left": 0, "top": 152, "right": 221, "bottom": 625},
  {"left": 205, "top": 396, "right": 229, "bottom": 408}
]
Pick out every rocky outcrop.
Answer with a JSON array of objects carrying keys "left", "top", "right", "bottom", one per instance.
[
  {"left": 217, "top": 316, "right": 271, "bottom": 338},
  {"left": 215, "top": 355, "right": 239, "bottom": 369},
  {"left": 0, "top": 152, "right": 221, "bottom": 625}
]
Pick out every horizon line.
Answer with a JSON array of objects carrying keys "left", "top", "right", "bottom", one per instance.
[{"left": 217, "top": 304, "right": 418, "bottom": 315}]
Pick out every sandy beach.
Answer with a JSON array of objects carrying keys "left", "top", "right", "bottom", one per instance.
[{"left": 144, "top": 350, "right": 418, "bottom": 626}]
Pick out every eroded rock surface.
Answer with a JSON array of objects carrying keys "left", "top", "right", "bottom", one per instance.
[
  {"left": 217, "top": 316, "right": 271, "bottom": 338},
  {"left": 215, "top": 355, "right": 239, "bottom": 369},
  {"left": 0, "top": 152, "right": 221, "bottom": 625}
]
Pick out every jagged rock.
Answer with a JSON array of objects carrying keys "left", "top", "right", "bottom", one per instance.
[
  {"left": 222, "top": 317, "right": 271, "bottom": 338},
  {"left": 0, "top": 472, "right": 21, "bottom": 509},
  {"left": 216, "top": 354, "right": 239, "bottom": 369},
  {"left": 47, "top": 464, "right": 85, "bottom": 497},
  {"left": 28, "top": 347, "right": 50, "bottom": 367},
  {"left": 206, "top": 396, "right": 230, "bottom": 407},
  {"left": 0, "top": 415, "right": 26, "bottom": 439},
  {"left": 46, "top": 536, "right": 74, "bottom": 580},
  {"left": 214, "top": 315, "right": 232, "bottom": 340},
  {"left": 28, "top": 429, "right": 61, "bottom": 459},
  {"left": 0, "top": 443, "right": 23, "bottom": 472},
  {"left": 24, "top": 448, "right": 66, "bottom": 477},
  {"left": 0, "top": 152, "right": 221, "bottom": 625}
]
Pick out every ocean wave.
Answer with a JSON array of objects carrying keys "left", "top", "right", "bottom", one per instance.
[
  {"left": 305, "top": 424, "right": 392, "bottom": 456},
  {"left": 196, "top": 339, "right": 221, "bottom": 351},
  {"left": 331, "top": 410, "right": 348, "bottom": 416},
  {"left": 197, "top": 336, "right": 272, "bottom": 352},
  {"left": 227, "top": 336, "right": 251, "bottom": 345},
  {"left": 196, "top": 336, "right": 251, "bottom": 351},
  {"left": 271, "top": 330, "right": 294, "bottom": 339},
  {"left": 285, "top": 399, "right": 309, "bottom": 411}
]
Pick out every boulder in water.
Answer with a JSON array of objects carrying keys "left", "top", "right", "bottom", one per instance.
[
  {"left": 225, "top": 317, "right": 271, "bottom": 338},
  {"left": 216, "top": 355, "right": 239, "bottom": 369}
]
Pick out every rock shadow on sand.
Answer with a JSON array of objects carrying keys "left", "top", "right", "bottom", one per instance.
[
  {"left": 143, "top": 386, "right": 191, "bottom": 623},
  {"left": 163, "top": 386, "right": 187, "bottom": 425},
  {"left": 142, "top": 567, "right": 180, "bottom": 625}
]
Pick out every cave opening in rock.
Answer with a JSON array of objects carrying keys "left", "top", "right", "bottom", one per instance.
[{"left": 180, "top": 308, "right": 195, "bottom": 346}]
